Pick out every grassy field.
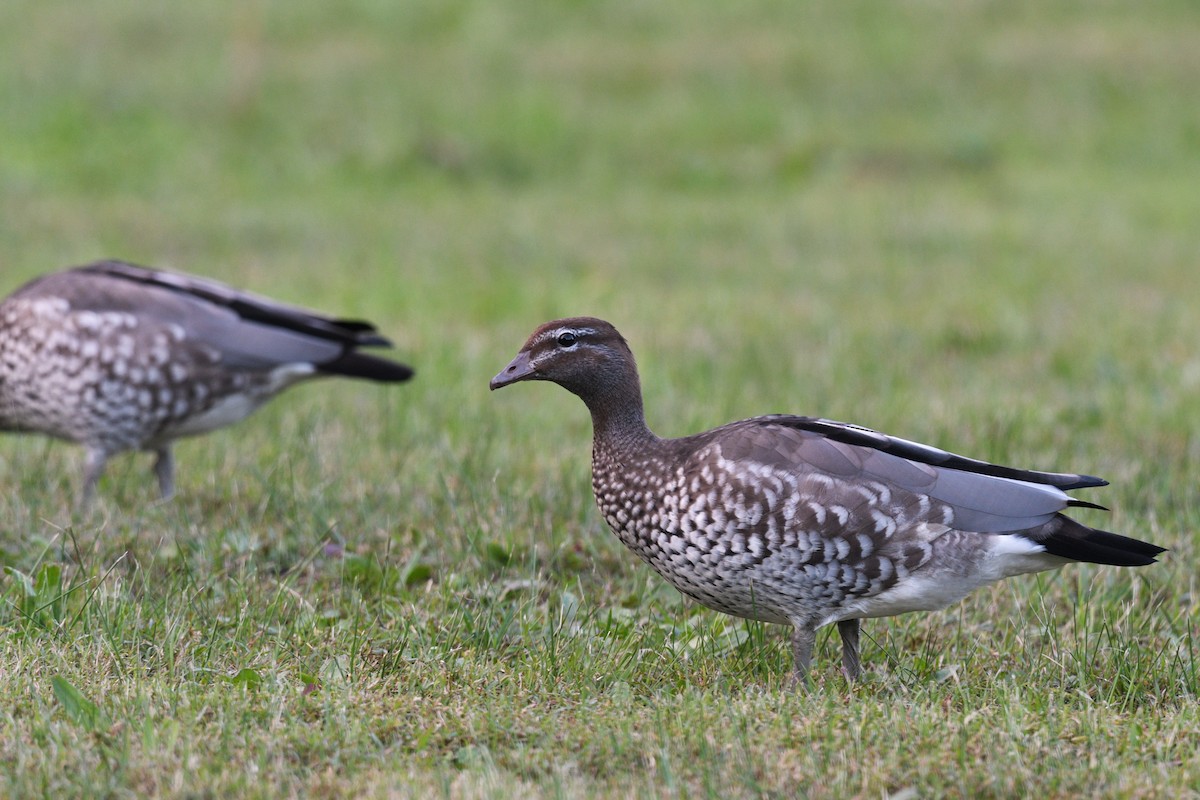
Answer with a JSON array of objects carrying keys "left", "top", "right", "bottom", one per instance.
[{"left": 2, "top": 0, "right": 1199, "bottom": 796}]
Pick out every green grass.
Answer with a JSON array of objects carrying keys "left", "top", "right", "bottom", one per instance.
[{"left": 2, "top": 0, "right": 1199, "bottom": 796}]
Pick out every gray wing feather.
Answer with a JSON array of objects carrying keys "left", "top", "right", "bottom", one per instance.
[
  {"left": 20, "top": 262, "right": 366, "bottom": 370},
  {"left": 716, "top": 418, "right": 1078, "bottom": 534},
  {"left": 77, "top": 261, "right": 388, "bottom": 345},
  {"left": 923, "top": 468, "right": 1068, "bottom": 532},
  {"left": 787, "top": 416, "right": 1105, "bottom": 490},
  {"left": 185, "top": 316, "right": 345, "bottom": 370},
  {"left": 786, "top": 431, "right": 862, "bottom": 477}
]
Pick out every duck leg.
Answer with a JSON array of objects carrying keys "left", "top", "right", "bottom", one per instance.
[
  {"left": 838, "top": 619, "right": 862, "bottom": 681},
  {"left": 79, "top": 446, "right": 110, "bottom": 509},
  {"left": 153, "top": 446, "right": 175, "bottom": 500},
  {"left": 789, "top": 625, "right": 816, "bottom": 687}
]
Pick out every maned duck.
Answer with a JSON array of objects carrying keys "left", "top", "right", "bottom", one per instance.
[
  {"left": 490, "top": 317, "right": 1165, "bottom": 683},
  {"left": 0, "top": 261, "right": 413, "bottom": 505}
]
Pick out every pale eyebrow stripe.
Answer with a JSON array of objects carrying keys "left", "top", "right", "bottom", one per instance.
[{"left": 544, "top": 326, "right": 599, "bottom": 342}]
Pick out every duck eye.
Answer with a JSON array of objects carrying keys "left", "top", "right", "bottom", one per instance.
[{"left": 556, "top": 332, "right": 578, "bottom": 347}]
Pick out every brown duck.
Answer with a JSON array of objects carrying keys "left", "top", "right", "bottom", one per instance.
[
  {"left": 0, "top": 261, "right": 413, "bottom": 505},
  {"left": 491, "top": 317, "right": 1164, "bottom": 683}
]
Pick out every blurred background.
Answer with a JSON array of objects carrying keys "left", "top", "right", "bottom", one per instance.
[{"left": 2, "top": 0, "right": 1198, "bottom": 546}]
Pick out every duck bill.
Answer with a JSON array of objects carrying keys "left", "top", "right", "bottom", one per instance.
[{"left": 489, "top": 350, "right": 537, "bottom": 390}]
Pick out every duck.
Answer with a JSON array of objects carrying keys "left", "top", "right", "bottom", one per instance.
[
  {"left": 490, "top": 317, "right": 1165, "bottom": 683},
  {"left": 0, "top": 260, "right": 413, "bottom": 505}
]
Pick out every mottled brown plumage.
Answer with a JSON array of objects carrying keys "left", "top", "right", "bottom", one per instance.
[
  {"left": 491, "top": 317, "right": 1165, "bottom": 684},
  {"left": 0, "top": 261, "right": 413, "bottom": 505}
]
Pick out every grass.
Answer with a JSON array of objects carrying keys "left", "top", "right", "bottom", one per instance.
[{"left": 2, "top": 0, "right": 1199, "bottom": 796}]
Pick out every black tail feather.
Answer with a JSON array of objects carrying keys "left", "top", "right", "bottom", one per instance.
[
  {"left": 1039, "top": 515, "right": 1166, "bottom": 567},
  {"left": 1067, "top": 499, "right": 1109, "bottom": 512},
  {"left": 319, "top": 350, "right": 414, "bottom": 383}
]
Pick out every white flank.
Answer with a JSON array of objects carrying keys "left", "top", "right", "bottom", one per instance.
[
  {"left": 164, "top": 363, "right": 315, "bottom": 438},
  {"left": 831, "top": 534, "right": 1059, "bottom": 624}
]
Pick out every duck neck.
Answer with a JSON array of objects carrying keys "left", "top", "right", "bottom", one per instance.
[{"left": 581, "top": 376, "right": 657, "bottom": 456}]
